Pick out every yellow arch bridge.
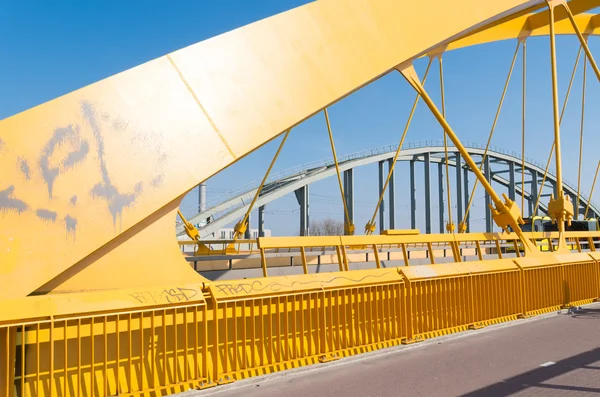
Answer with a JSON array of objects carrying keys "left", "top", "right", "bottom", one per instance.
[{"left": 2, "top": 0, "right": 600, "bottom": 395}]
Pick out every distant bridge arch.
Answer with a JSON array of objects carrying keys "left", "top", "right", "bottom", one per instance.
[{"left": 179, "top": 141, "right": 599, "bottom": 238}]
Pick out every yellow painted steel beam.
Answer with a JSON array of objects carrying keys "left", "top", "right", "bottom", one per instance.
[{"left": 1, "top": 0, "right": 599, "bottom": 299}]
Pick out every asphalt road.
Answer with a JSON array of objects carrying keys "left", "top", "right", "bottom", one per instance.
[{"left": 196, "top": 304, "right": 600, "bottom": 397}]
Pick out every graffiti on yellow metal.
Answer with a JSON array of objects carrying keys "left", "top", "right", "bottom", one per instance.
[
  {"left": 129, "top": 285, "right": 202, "bottom": 304},
  {"left": 210, "top": 270, "right": 401, "bottom": 298},
  {"left": 2, "top": 0, "right": 547, "bottom": 299}
]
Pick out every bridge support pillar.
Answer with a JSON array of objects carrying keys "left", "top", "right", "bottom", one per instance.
[
  {"left": 438, "top": 162, "right": 445, "bottom": 233},
  {"left": 410, "top": 159, "right": 417, "bottom": 229},
  {"left": 387, "top": 158, "right": 395, "bottom": 230},
  {"left": 244, "top": 212, "right": 252, "bottom": 239},
  {"left": 295, "top": 185, "right": 310, "bottom": 236},
  {"left": 424, "top": 153, "right": 432, "bottom": 234},
  {"left": 258, "top": 205, "right": 265, "bottom": 237},
  {"left": 464, "top": 167, "right": 470, "bottom": 232},
  {"left": 378, "top": 161, "right": 385, "bottom": 233},
  {"left": 531, "top": 169, "right": 538, "bottom": 216},
  {"left": 508, "top": 162, "right": 516, "bottom": 202},
  {"left": 484, "top": 156, "right": 492, "bottom": 233},
  {"left": 343, "top": 169, "right": 354, "bottom": 227},
  {"left": 198, "top": 182, "right": 207, "bottom": 213},
  {"left": 456, "top": 153, "right": 463, "bottom": 226}
]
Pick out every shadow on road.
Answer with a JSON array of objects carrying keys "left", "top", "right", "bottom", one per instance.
[{"left": 463, "top": 345, "right": 600, "bottom": 396}]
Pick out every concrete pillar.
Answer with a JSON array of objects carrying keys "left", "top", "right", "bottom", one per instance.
[
  {"left": 456, "top": 153, "right": 463, "bottom": 226},
  {"left": 387, "top": 158, "right": 396, "bottom": 229},
  {"left": 378, "top": 160, "right": 385, "bottom": 233},
  {"left": 484, "top": 156, "right": 492, "bottom": 233},
  {"left": 530, "top": 169, "right": 538, "bottom": 216},
  {"left": 424, "top": 153, "right": 432, "bottom": 234},
  {"left": 410, "top": 159, "right": 417, "bottom": 229},
  {"left": 244, "top": 211, "right": 252, "bottom": 239},
  {"left": 198, "top": 182, "right": 207, "bottom": 213},
  {"left": 508, "top": 162, "right": 516, "bottom": 202},
  {"left": 295, "top": 185, "right": 310, "bottom": 236},
  {"left": 258, "top": 205, "right": 265, "bottom": 237},
  {"left": 464, "top": 167, "right": 470, "bottom": 232},
  {"left": 343, "top": 169, "right": 354, "bottom": 226},
  {"left": 438, "top": 162, "right": 445, "bottom": 233}
]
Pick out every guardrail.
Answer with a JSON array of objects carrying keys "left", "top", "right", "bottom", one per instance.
[{"left": 2, "top": 232, "right": 600, "bottom": 396}]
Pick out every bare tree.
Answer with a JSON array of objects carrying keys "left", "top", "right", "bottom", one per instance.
[{"left": 310, "top": 218, "right": 344, "bottom": 236}]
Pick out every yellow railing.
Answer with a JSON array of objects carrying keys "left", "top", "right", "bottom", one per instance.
[{"left": 2, "top": 232, "right": 600, "bottom": 396}]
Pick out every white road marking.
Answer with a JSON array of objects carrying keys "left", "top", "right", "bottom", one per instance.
[{"left": 540, "top": 361, "right": 556, "bottom": 367}]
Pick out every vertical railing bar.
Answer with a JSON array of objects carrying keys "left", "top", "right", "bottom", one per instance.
[
  {"left": 137, "top": 312, "right": 145, "bottom": 392},
  {"left": 174, "top": 309, "right": 179, "bottom": 385},
  {"left": 241, "top": 301, "right": 247, "bottom": 370},
  {"left": 401, "top": 243, "right": 409, "bottom": 266},
  {"left": 150, "top": 311, "right": 155, "bottom": 390},
  {"left": 475, "top": 241, "right": 483, "bottom": 260},
  {"left": 193, "top": 306, "right": 199, "bottom": 381},
  {"left": 250, "top": 300, "right": 256, "bottom": 370},
  {"left": 276, "top": 297, "right": 282, "bottom": 365},
  {"left": 232, "top": 302, "right": 238, "bottom": 373},
  {"left": 183, "top": 309, "right": 189, "bottom": 383},
  {"left": 222, "top": 304, "right": 228, "bottom": 375},
  {"left": 259, "top": 300, "right": 264, "bottom": 368},
  {"left": 103, "top": 316, "right": 108, "bottom": 396},
  {"left": 36, "top": 323, "right": 40, "bottom": 396},
  {"left": 162, "top": 310, "right": 167, "bottom": 388},
  {"left": 127, "top": 313, "right": 132, "bottom": 393},
  {"left": 20, "top": 325, "right": 24, "bottom": 396},
  {"left": 283, "top": 295, "right": 289, "bottom": 364},
  {"left": 298, "top": 295, "right": 303, "bottom": 360},
  {"left": 202, "top": 305, "right": 208, "bottom": 381},
  {"left": 77, "top": 319, "right": 81, "bottom": 397},
  {"left": 49, "top": 319, "right": 54, "bottom": 397},
  {"left": 268, "top": 298, "right": 274, "bottom": 366}
]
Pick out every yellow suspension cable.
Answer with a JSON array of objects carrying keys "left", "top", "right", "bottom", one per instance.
[
  {"left": 548, "top": 2, "right": 568, "bottom": 242},
  {"left": 521, "top": 40, "right": 526, "bottom": 217},
  {"left": 365, "top": 58, "right": 434, "bottom": 235},
  {"left": 576, "top": 50, "right": 587, "bottom": 220},
  {"left": 459, "top": 41, "right": 520, "bottom": 232},
  {"left": 564, "top": 4, "right": 600, "bottom": 83},
  {"left": 533, "top": 45, "right": 583, "bottom": 215},
  {"left": 439, "top": 56, "right": 454, "bottom": 233},
  {"left": 233, "top": 129, "right": 291, "bottom": 239},
  {"left": 584, "top": 160, "right": 600, "bottom": 219},
  {"left": 324, "top": 108, "right": 354, "bottom": 235}
]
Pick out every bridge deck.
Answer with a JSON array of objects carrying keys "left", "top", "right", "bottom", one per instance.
[{"left": 202, "top": 304, "right": 600, "bottom": 397}]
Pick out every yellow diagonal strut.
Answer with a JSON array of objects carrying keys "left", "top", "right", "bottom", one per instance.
[
  {"left": 233, "top": 129, "right": 291, "bottom": 240},
  {"left": 397, "top": 63, "right": 535, "bottom": 253},
  {"left": 324, "top": 109, "right": 355, "bottom": 235}
]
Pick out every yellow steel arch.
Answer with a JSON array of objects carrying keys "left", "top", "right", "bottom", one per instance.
[{"left": 1, "top": 0, "right": 599, "bottom": 299}]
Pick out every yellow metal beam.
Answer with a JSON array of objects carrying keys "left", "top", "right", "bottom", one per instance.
[{"left": 1, "top": 1, "right": 598, "bottom": 299}]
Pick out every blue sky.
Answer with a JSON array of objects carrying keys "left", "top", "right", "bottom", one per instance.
[{"left": 1, "top": 1, "right": 599, "bottom": 235}]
